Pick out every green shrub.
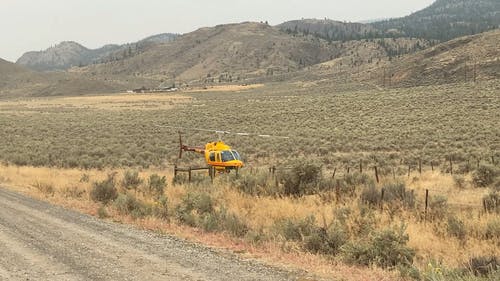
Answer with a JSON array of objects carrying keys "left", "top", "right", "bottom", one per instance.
[
  {"left": 361, "top": 181, "right": 412, "bottom": 213},
  {"left": 493, "top": 178, "right": 500, "bottom": 192},
  {"left": 303, "top": 223, "right": 348, "bottom": 256},
  {"left": 200, "top": 213, "right": 219, "bottom": 232},
  {"left": 427, "top": 195, "right": 449, "bottom": 221},
  {"left": 33, "top": 181, "right": 55, "bottom": 196},
  {"left": 468, "top": 256, "right": 498, "bottom": 277},
  {"left": 483, "top": 191, "right": 499, "bottom": 214},
  {"left": 447, "top": 216, "right": 467, "bottom": 240},
  {"left": 122, "top": 170, "right": 143, "bottom": 191},
  {"left": 453, "top": 175, "right": 467, "bottom": 189},
  {"left": 152, "top": 196, "right": 169, "bottom": 220},
  {"left": 361, "top": 184, "right": 380, "bottom": 206},
  {"left": 383, "top": 182, "right": 416, "bottom": 209},
  {"left": 114, "top": 193, "right": 141, "bottom": 215},
  {"left": 334, "top": 207, "right": 351, "bottom": 225},
  {"left": 473, "top": 165, "right": 498, "bottom": 188},
  {"left": 218, "top": 208, "right": 249, "bottom": 237},
  {"left": 175, "top": 199, "right": 197, "bottom": 227},
  {"left": 61, "top": 185, "right": 86, "bottom": 198},
  {"left": 235, "top": 172, "right": 273, "bottom": 196},
  {"left": 282, "top": 163, "right": 322, "bottom": 196},
  {"left": 341, "top": 224, "right": 415, "bottom": 269},
  {"left": 194, "top": 193, "right": 214, "bottom": 215},
  {"left": 113, "top": 193, "right": 151, "bottom": 218},
  {"left": 175, "top": 206, "right": 197, "bottom": 227},
  {"left": 148, "top": 174, "right": 167, "bottom": 197},
  {"left": 352, "top": 205, "right": 376, "bottom": 236},
  {"left": 90, "top": 174, "right": 118, "bottom": 204},
  {"left": 485, "top": 219, "right": 500, "bottom": 240},
  {"left": 422, "top": 259, "right": 500, "bottom": 281},
  {"left": 79, "top": 173, "right": 90, "bottom": 183},
  {"left": 174, "top": 192, "right": 215, "bottom": 227},
  {"left": 344, "top": 172, "right": 372, "bottom": 187},
  {"left": 97, "top": 205, "right": 108, "bottom": 218},
  {"left": 275, "top": 215, "right": 316, "bottom": 241}
]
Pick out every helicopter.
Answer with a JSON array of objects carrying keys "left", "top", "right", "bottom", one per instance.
[{"left": 159, "top": 126, "right": 289, "bottom": 173}]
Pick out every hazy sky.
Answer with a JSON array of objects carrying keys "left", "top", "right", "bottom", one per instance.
[{"left": 0, "top": 0, "right": 435, "bottom": 62}]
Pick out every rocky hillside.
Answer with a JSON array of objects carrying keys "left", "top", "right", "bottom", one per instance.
[
  {"left": 17, "top": 41, "right": 114, "bottom": 71},
  {"left": 77, "top": 22, "right": 340, "bottom": 85},
  {"left": 370, "top": 29, "right": 500, "bottom": 87},
  {"left": 16, "top": 33, "right": 178, "bottom": 71}
]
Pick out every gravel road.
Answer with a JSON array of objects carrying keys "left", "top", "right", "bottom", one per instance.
[{"left": 0, "top": 187, "right": 313, "bottom": 281}]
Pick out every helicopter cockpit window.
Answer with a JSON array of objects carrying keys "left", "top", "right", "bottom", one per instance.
[
  {"left": 231, "top": 150, "right": 241, "bottom": 160},
  {"left": 221, "top": 150, "right": 236, "bottom": 162},
  {"left": 209, "top": 152, "right": 215, "bottom": 162}
]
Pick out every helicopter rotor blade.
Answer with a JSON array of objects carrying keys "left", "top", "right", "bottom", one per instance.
[{"left": 157, "top": 125, "right": 289, "bottom": 139}]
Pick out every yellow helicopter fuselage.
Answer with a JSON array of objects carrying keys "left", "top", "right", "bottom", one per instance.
[{"left": 183, "top": 141, "right": 243, "bottom": 171}]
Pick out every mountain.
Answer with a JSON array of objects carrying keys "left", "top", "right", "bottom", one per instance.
[
  {"left": 77, "top": 22, "right": 339, "bottom": 85},
  {"left": 281, "top": 1, "right": 500, "bottom": 43},
  {"left": 372, "top": 0, "right": 500, "bottom": 41},
  {"left": 370, "top": 29, "right": 500, "bottom": 87},
  {"left": 16, "top": 41, "right": 119, "bottom": 71},
  {"left": 16, "top": 33, "right": 178, "bottom": 71},
  {"left": 277, "top": 19, "right": 377, "bottom": 42},
  {"left": 0, "top": 57, "right": 132, "bottom": 98}
]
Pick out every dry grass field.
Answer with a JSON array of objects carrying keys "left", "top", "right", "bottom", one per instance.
[{"left": 0, "top": 80, "right": 498, "bottom": 280}]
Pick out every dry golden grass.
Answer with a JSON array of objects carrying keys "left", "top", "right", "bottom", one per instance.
[
  {"left": 0, "top": 92, "right": 191, "bottom": 111},
  {"left": 0, "top": 164, "right": 399, "bottom": 281},
  {"left": 0, "top": 164, "right": 498, "bottom": 279}
]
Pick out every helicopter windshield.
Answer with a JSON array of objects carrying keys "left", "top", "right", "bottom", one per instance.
[
  {"left": 231, "top": 150, "right": 241, "bottom": 161},
  {"left": 221, "top": 150, "right": 241, "bottom": 162}
]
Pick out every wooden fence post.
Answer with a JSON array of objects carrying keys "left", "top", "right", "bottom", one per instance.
[
  {"left": 408, "top": 165, "right": 411, "bottom": 178},
  {"left": 374, "top": 166, "right": 379, "bottom": 184},
  {"left": 425, "top": 189, "right": 429, "bottom": 221},
  {"left": 419, "top": 159, "right": 422, "bottom": 175},
  {"left": 335, "top": 183, "right": 341, "bottom": 202},
  {"left": 431, "top": 161, "right": 434, "bottom": 171},
  {"left": 380, "top": 188, "right": 385, "bottom": 211},
  {"left": 332, "top": 167, "right": 337, "bottom": 180},
  {"left": 360, "top": 161, "right": 363, "bottom": 173},
  {"left": 188, "top": 167, "right": 192, "bottom": 182}
]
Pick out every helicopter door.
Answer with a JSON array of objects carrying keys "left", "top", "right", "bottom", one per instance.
[
  {"left": 215, "top": 152, "right": 221, "bottom": 163},
  {"left": 209, "top": 152, "right": 215, "bottom": 162}
]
